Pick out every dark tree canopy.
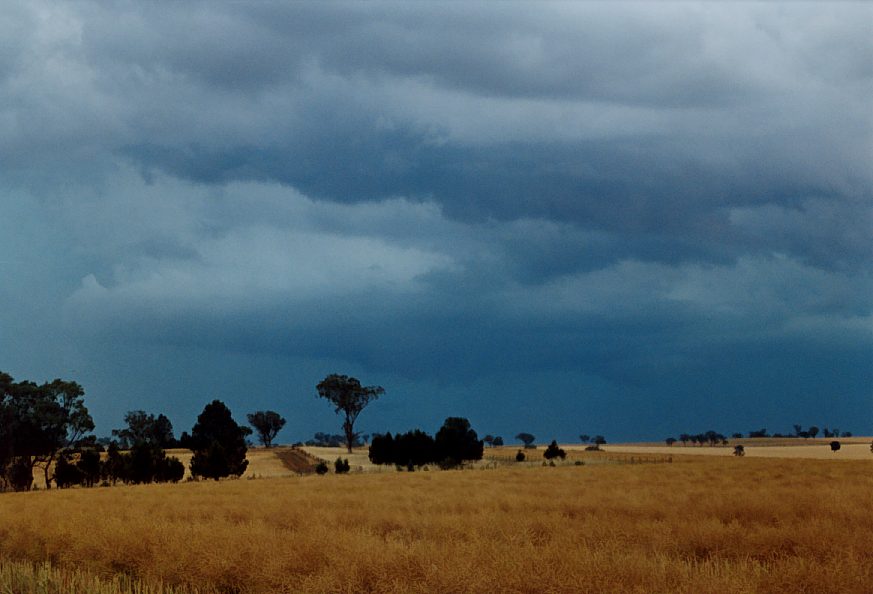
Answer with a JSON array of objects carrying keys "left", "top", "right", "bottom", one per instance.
[
  {"left": 247, "top": 410, "right": 286, "bottom": 447},
  {"left": 0, "top": 371, "right": 94, "bottom": 490},
  {"left": 112, "top": 410, "right": 176, "bottom": 449},
  {"left": 543, "top": 440, "right": 567, "bottom": 460},
  {"left": 435, "top": 417, "right": 483, "bottom": 466},
  {"left": 516, "top": 432, "right": 536, "bottom": 448},
  {"left": 316, "top": 374, "right": 384, "bottom": 453},
  {"left": 188, "top": 400, "right": 250, "bottom": 480}
]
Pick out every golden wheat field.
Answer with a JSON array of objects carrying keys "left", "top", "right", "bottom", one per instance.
[{"left": 3, "top": 455, "right": 873, "bottom": 594}]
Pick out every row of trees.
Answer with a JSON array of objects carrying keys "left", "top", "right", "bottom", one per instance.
[
  {"left": 667, "top": 425, "right": 855, "bottom": 447},
  {"left": 0, "top": 370, "right": 261, "bottom": 491},
  {"left": 369, "top": 418, "right": 484, "bottom": 469}
]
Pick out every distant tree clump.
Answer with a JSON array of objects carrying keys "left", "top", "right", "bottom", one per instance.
[
  {"left": 516, "top": 433, "right": 536, "bottom": 449},
  {"left": 112, "top": 411, "right": 176, "bottom": 449},
  {"left": 315, "top": 461, "right": 329, "bottom": 475},
  {"left": 435, "top": 417, "right": 484, "bottom": 467},
  {"left": 593, "top": 435, "right": 607, "bottom": 445},
  {"left": 368, "top": 418, "right": 483, "bottom": 469},
  {"left": 492, "top": 436, "right": 504, "bottom": 446},
  {"left": 334, "top": 457, "right": 350, "bottom": 474},
  {"left": 543, "top": 440, "right": 566, "bottom": 461},
  {"left": 247, "top": 410, "right": 286, "bottom": 448},
  {"left": 187, "top": 400, "right": 251, "bottom": 480},
  {"left": 733, "top": 445, "right": 745, "bottom": 457},
  {"left": 665, "top": 437, "right": 677, "bottom": 447},
  {"left": 316, "top": 374, "right": 384, "bottom": 453},
  {"left": 579, "top": 434, "right": 590, "bottom": 444}
]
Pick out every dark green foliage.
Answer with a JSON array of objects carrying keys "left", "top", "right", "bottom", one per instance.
[
  {"left": 492, "top": 436, "right": 504, "bottom": 446},
  {"left": 593, "top": 435, "right": 607, "bottom": 445},
  {"left": 77, "top": 449, "right": 102, "bottom": 487},
  {"left": 369, "top": 430, "right": 438, "bottom": 468},
  {"left": 515, "top": 450, "right": 525, "bottom": 462},
  {"left": 434, "top": 417, "right": 483, "bottom": 467},
  {"left": 368, "top": 432, "right": 395, "bottom": 465},
  {"left": 54, "top": 453, "right": 82, "bottom": 488},
  {"left": 515, "top": 433, "right": 535, "bottom": 448},
  {"left": 112, "top": 411, "right": 176, "bottom": 449},
  {"left": 102, "top": 442, "right": 126, "bottom": 485},
  {"left": 397, "top": 429, "right": 437, "bottom": 467},
  {"left": 160, "top": 456, "right": 185, "bottom": 483},
  {"left": 334, "top": 457, "right": 350, "bottom": 473},
  {"left": 0, "top": 371, "right": 94, "bottom": 491},
  {"left": 316, "top": 374, "right": 384, "bottom": 453},
  {"left": 315, "top": 461, "right": 329, "bottom": 475},
  {"left": 369, "top": 420, "right": 483, "bottom": 469},
  {"left": 830, "top": 441, "right": 841, "bottom": 452},
  {"left": 247, "top": 410, "right": 286, "bottom": 448},
  {"left": 543, "top": 440, "right": 566, "bottom": 460},
  {"left": 188, "top": 400, "right": 250, "bottom": 480},
  {"left": 733, "top": 445, "right": 745, "bottom": 456}
]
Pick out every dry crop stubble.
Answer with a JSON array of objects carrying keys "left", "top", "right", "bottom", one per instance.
[{"left": 1, "top": 457, "right": 872, "bottom": 593}]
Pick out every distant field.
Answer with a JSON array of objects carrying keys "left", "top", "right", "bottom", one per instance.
[
  {"left": 596, "top": 437, "right": 873, "bottom": 460},
  {"left": 3, "top": 456, "right": 873, "bottom": 593}
]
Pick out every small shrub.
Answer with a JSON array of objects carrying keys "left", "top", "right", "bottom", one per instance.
[
  {"left": 585, "top": 445, "right": 601, "bottom": 451},
  {"left": 733, "top": 445, "right": 745, "bottom": 457},
  {"left": 543, "top": 440, "right": 567, "bottom": 461},
  {"left": 315, "top": 462, "right": 329, "bottom": 475},
  {"left": 515, "top": 450, "right": 526, "bottom": 462},
  {"left": 334, "top": 458, "right": 350, "bottom": 474},
  {"left": 830, "top": 441, "right": 841, "bottom": 452},
  {"left": 574, "top": 460, "right": 584, "bottom": 466}
]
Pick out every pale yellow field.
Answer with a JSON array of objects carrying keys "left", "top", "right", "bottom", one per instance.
[
  {"left": 2, "top": 456, "right": 873, "bottom": 593},
  {"left": 597, "top": 439, "right": 873, "bottom": 460}
]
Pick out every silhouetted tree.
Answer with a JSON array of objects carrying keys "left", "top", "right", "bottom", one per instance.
[
  {"left": 492, "top": 436, "right": 504, "bottom": 446},
  {"left": 830, "top": 441, "right": 841, "bottom": 452},
  {"left": 679, "top": 433, "right": 690, "bottom": 446},
  {"left": 732, "top": 433, "right": 743, "bottom": 439},
  {"left": 515, "top": 450, "right": 525, "bottom": 462},
  {"left": 315, "top": 461, "right": 329, "bottom": 475},
  {"left": 334, "top": 457, "right": 350, "bottom": 473},
  {"left": 579, "top": 434, "right": 590, "bottom": 443},
  {"left": 316, "top": 374, "right": 384, "bottom": 453},
  {"left": 543, "top": 440, "right": 566, "bottom": 461},
  {"left": 665, "top": 437, "right": 677, "bottom": 447},
  {"left": 76, "top": 449, "right": 102, "bottom": 487},
  {"left": 435, "top": 417, "right": 483, "bottom": 467},
  {"left": 188, "top": 400, "right": 250, "bottom": 480},
  {"left": 0, "top": 373, "right": 95, "bottom": 490},
  {"left": 516, "top": 433, "right": 536, "bottom": 448},
  {"left": 368, "top": 432, "right": 395, "bottom": 465},
  {"left": 733, "top": 445, "right": 745, "bottom": 457},
  {"left": 247, "top": 410, "right": 286, "bottom": 448},
  {"left": 594, "top": 435, "right": 607, "bottom": 445},
  {"left": 112, "top": 411, "right": 176, "bottom": 449},
  {"left": 395, "top": 429, "right": 437, "bottom": 467}
]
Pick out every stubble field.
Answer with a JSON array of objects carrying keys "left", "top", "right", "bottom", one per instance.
[{"left": 2, "top": 453, "right": 872, "bottom": 594}]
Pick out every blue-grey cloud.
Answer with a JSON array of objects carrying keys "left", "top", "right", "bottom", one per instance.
[{"left": 1, "top": 1, "right": 870, "bottom": 441}]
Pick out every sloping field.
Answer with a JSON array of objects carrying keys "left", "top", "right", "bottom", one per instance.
[{"left": 2, "top": 457, "right": 872, "bottom": 593}]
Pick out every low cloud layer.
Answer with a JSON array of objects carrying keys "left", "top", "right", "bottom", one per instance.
[{"left": 2, "top": 2, "right": 870, "bottom": 441}]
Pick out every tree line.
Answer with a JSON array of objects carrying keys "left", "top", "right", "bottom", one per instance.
[
  {"left": 665, "top": 425, "right": 854, "bottom": 447},
  {"left": 1, "top": 371, "right": 257, "bottom": 492}
]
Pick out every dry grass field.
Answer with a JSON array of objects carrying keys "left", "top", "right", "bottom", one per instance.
[{"left": 2, "top": 455, "right": 873, "bottom": 594}]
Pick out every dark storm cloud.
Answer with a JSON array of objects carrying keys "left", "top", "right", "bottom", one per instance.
[{"left": 1, "top": 2, "right": 870, "bottom": 439}]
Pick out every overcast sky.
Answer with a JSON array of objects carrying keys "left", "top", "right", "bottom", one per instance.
[{"left": 2, "top": 2, "right": 871, "bottom": 443}]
